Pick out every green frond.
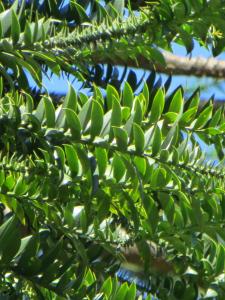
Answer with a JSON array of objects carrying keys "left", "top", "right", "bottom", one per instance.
[
  {"left": 1, "top": 1, "right": 225, "bottom": 299},
  {"left": 1, "top": 1, "right": 225, "bottom": 90},
  {"left": 0, "top": 81, "right": 225, "bottom": 297}
]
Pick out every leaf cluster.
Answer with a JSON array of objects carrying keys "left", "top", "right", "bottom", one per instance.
[{"left": 0, "top": 1, "right": 225, "bottom": 299}]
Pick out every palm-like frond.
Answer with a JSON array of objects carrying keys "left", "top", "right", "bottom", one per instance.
[
  {"left": 0, "top": 0, "right": 225, "bottom": 92},
  {"left": 0, "top": 1, "right": 225, "bottom": 299},
  {"left": 0, "top": 80, "right": 224, "bottom": 298}
]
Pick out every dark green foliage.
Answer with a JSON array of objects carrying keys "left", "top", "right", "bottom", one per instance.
[{"left": 0, "top": 1, "right": 225, "bottom": 299}]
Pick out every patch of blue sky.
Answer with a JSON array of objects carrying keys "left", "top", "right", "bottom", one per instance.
[{"left": 29, "top": 40, "right": 225, "bottom": 102}]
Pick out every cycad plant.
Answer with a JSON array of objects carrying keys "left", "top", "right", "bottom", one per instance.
[{"left": 1, "top": 1, "right": 225, "bottom": 299}]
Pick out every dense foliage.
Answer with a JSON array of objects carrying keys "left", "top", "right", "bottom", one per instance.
[{"left": 1, "top": 0, "right": 225, "bottom": 299}]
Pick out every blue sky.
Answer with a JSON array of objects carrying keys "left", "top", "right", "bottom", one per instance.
[
  {"left": 24, "top": 1, "right": 223, "bottom": 161},
  {"left": 27, "top": 37, "right": 222, "bottom": 159},
  {"left": 170, "top": 41, "right": 225, "bottom": 100},
  {"left": 30, "top": 40, "right": 225, "bottom": 102},
  {"left": 27, "top": 0, "right": 225, "bottom": 99},
  {"left": 29, "top": 39, "right": 221, "bottom": 159}
]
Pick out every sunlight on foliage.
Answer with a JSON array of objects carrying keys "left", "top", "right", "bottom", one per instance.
[{"left": 0, "top": 0, "right": 225, "bottom": 299}]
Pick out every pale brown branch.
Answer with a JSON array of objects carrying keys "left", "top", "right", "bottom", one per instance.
[{"left": 93, "top": 51, "right": 225, "bottom": 79}]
